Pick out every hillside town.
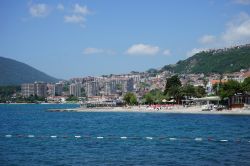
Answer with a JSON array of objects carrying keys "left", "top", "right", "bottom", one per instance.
[{"left": 17, "top": 69, "right": 250, "bottom": 108}]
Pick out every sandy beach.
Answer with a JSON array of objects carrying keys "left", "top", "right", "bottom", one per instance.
[{"left": 48, "top": 105, "right": 250, "bottom": 115}]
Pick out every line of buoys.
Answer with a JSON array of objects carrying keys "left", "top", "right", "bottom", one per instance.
[{"left": 2, "top": 135, "right": 250, "bottom": 143}]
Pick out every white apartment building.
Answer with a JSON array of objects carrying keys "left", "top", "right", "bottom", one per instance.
[{"left": 69, "top": 83, "right": 81, "bottom": 97}]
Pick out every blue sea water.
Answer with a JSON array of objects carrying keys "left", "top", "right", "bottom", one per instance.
[{"left": 0, "top": 104, "right": 250, "bottom": 165}]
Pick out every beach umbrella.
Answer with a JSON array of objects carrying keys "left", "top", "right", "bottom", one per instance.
[
  {"left": 162, "top": 99, "right": 167, "bottom": 103},
  {"left": 167, "top": 99, "right": 176, "bottom": 103},
  {"left": 171, "top": 99, "right": 176, "bottom": 102}
]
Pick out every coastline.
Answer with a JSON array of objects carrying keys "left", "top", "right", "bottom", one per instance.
[{"left": 48, "top": 106, "right": 250, "bottom": 115}]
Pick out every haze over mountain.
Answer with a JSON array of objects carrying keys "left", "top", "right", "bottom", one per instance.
[
  {"left": 0, "top": 57, "right": 59, "bottom": 85},
  {"left": 160, "top": 44, "right": 250, "bottom": 74}
]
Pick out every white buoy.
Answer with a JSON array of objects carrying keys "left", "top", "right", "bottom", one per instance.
[
  {"left": 5, "top": 135, "right": 12, "bottom": 138},
  {"left": 51, "top": 136, "right": 57, "bottom": 138},
  {"left": 75, "top": 136, "right": 81, "bottom": 138},
  {"left": 28, "top": 135, "right": 35, "bottom": 138},
  {"left": 120, "top": 136, "right": 127, "bottom": 139},
  {"left": 146, "top": 137, "right": 153, "bottom": 140},
  {"left": 97, "top": 136, "right": 103, "bottom": 139},
  {"left": 195, "top": 138, "right": 202, "bottom": 141},
  {"left": 220, "top": 139, "right": 228, "bottom": 142},
  {"left": 169, "top": 138, "right": 177, "bottom": 141}
]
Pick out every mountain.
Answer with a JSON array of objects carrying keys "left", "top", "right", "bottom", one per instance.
[
  {"left": 160, "top": 44, "right": 250, "bottom": 74},
  {"left": 0, "top": 57, "right": 59, "bottom": 85}
]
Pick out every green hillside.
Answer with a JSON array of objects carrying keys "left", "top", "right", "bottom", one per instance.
[
  {"left": 161, "top": 44, "right": 250, "bottom": 74},
  {"left": 0, "top": 57, "right": 59, "bottom": 85}
]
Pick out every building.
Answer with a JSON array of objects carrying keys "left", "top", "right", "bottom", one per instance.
[
  {"left": 21, "top": 83, "right": 35, "bottom": 97},
  {"left": 228, "top": 94, "right": 250, "bottom": 108},
  {"left": 21, "top": 82, "right": 47, "bottom": 97},
  {"left": 69, "top": 83, "right": 81, "bottom": 97},
  {"left": 55, "top": 83, "right": 63, "bottom": 96},
  {"left": 206, "top": 79, "right": 228, "bottom": 94},
  {"left": 122, "top": 78, "right": 134, "bottom": 93},
  {"left": 34, "top": 82, "right": 47, "bottom": 97},
  {"left": 86, "top": 81, "right": 99, "bottom": 97},
  {"left": 103, "top": 77, "right": 134, "bottom": 95},
  {"left": 47, "top": 84, "right": 55, "bottom": 97},
  {"left": 104, "top": 80, "right": 116, "bottom": 95}
]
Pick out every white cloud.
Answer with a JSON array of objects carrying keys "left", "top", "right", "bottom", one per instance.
[
  {"left": 83, "top": 48, "right": 103, "bottom": 54},
  {"left": 186, "top": 48, "right": 207, "bottom": 57},
  {"left": 233, "top": 0, "right": 250, "bottom": 5},
  {"left": 193, "top": 13, "right": 250, "bottom": 58},
  {"left": 199, "top": 12, "right": 250, "bottom": 47},
  {"left": 64, "top": 15, "right": 85, "bottom": 24},
  {"left": 73, "top": 4, "right": 90, "bottom": 15},
  {"left": 57, "top": 4, "right": 64, "bottom": 11},
  {"left": 64, "top": 4, "right": 91, "bottom": 27},
  {"left": 126, "top": 44, "right": 160, "bottom": 55},
  {"left": 83, "top": 47, "right": 115, "bottom": 55},
  {"left": 162, "top": 49, "right": 171, "bottom": 56},
  {"left": 221, "top": 12, "right": 250, "bottom": 44},
  {"left": 29, "top": 3, "right": 50, "bottom": 17},
  {"left": 27, "top": 3, "right": 91, "bottom": 28},
  {"left": 199, "top": 35, "right": 216, "bottom": 44}
]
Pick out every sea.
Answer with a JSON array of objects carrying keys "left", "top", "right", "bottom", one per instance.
[{"left": 0, "top": 104, "right": 250, "bottom": 165}]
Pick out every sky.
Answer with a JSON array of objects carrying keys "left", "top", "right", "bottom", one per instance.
[{"left": 0, "top": 0, "right": 250, "bottom": 79}]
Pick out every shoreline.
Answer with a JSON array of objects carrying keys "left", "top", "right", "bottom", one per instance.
[
  {"left": 0, "top": 103, "right": 79, "bottom": 104},
  {"left": 48, "top": 106, "right": 250, "bottom": 115}
]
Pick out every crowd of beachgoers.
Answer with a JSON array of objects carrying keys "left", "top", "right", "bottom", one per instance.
[{"left": 48, "top": 104, "right": 250, "bottom": 115}]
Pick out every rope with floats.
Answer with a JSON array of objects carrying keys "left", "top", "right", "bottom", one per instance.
[{"left": 2, "top": 134, "right": 250, "bottom": 143}]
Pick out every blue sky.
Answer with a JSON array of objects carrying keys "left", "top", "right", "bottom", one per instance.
[{"left": 1, "top": 0, "right": 250, "bottom": 79}]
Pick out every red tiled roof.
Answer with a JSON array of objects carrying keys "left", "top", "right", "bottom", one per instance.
[
  {"left": 243, "top": 71, "right": 250, "bottom": 78},
  {"left": 211, "top": 80, "right": 228, "bottom": 85}
]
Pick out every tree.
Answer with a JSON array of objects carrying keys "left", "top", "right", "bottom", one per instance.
[
  {"left": 160, "top": 45, "right": 250, "bottom": 74},
  {"left": 25, "top": 95, "right": 46, "bottom": 103},
  {"left": 195, "top": 86, "right": 206, "bottom": 98},
  {"left": 0, "top": 86, "right": 21, "bottom": 103},
  {"left": 144, "top": 93, "right": 154, "bottom": 104},
  {"left": 164, "top": 75, "right": 182, "bottom": 104},
  {"left": 123, "top": 92, "right": 137, "bottom": 105},
  {"left": 168, "top": 86, "right": 182, "bottom": 104},
  {"left": 164, "top": 75, "right": 181, "bottom": 95},
  {"left": 143, "top": 89, "right": 166, "bottom": 104},
  {"left": 130, "top": 94, "right": 137, "bottom": 105},
  {"left": 218, "top": 80, "right": 242, "bottom": 99},
  {"left": 242, "top": 77, "right": 250, "bottom": 93},
  {"left": 66, "top": 95, "right": 78, "bottom": 102},
  {"left": 181, "top": 84, "right": 195, "bottom": 99}
]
